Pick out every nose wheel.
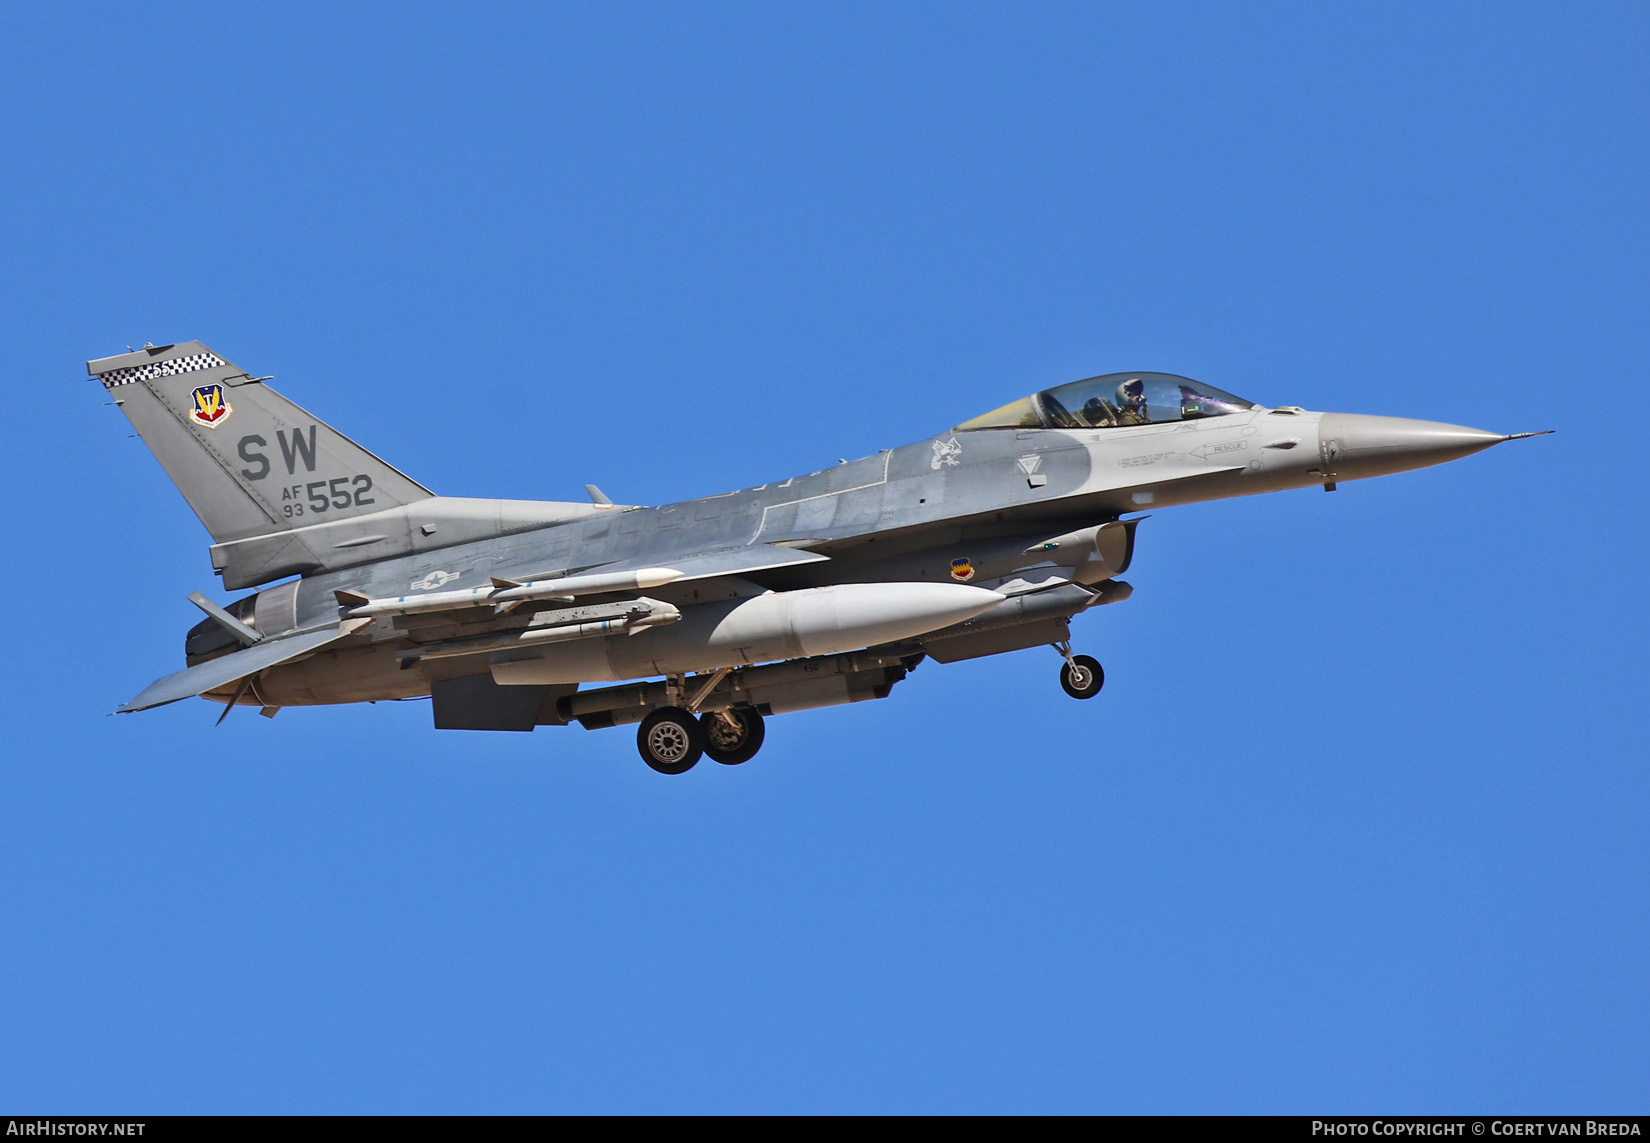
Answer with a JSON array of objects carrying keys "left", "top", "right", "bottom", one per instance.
[{"left": 1053, "top": 641, "right": 1104, "bottom": 700}]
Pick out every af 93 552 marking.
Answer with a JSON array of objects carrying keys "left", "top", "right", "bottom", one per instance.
[{"left": 277, "top": 476, "right": 375, "bottom": 517}]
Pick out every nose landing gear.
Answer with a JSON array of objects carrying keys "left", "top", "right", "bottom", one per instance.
[{"left": 1053, "top": 641, "right": 1104, "bottom": 700}]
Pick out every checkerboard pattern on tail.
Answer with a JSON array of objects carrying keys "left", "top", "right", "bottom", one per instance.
[{"left": 98, "top": 351, "right": 227, "bottom": 388}]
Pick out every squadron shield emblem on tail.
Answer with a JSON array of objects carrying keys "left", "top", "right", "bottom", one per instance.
[{"left": 187, "top": 383, "right": 232, "bottom": 429}]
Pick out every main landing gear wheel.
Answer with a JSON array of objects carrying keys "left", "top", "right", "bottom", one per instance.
[
  {"left": 637, "top": 706, "right": 704, "bottom": 774},
  {"left": 1060, "top": 654, "right": 1105, "bottom": 700},
  {"left": 700, "top": 707, "right": 765, "bottom": 765}
]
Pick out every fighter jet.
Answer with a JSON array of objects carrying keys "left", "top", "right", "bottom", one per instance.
[{"left": 93, "top": 342, "right": 1547, "bottom": 773}]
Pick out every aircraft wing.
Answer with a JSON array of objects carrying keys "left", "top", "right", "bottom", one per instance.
[
  {"left": 340, "top": 543, "right": 835, "bottom": 621},
  {"left": 118, "top": 626, "right": 351, "bottom": 713},
  {"left": 594, "top": 543, "right": 831, "bottom": 582}
]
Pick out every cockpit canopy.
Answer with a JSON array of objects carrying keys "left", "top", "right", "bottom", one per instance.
[{"left": 956, "top": 372, "right": 1259, "bottom": 432}]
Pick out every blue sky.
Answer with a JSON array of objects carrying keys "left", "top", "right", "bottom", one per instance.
[{"left": 1, "top": 2, "right": 1645, "bottom": 1113}]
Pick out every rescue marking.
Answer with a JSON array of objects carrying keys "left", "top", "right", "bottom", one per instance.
[{"left": 1119, "top": 451, "right": 1177, "bottom": 468}]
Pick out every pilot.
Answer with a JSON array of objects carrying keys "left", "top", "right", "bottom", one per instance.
[{"left": 1115, "top": 378, "right": 1150, "bottom": 424}]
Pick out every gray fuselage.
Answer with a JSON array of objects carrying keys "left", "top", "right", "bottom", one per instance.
[{"left": 215, "top": 403, "right": 1497, "bottom": 709}]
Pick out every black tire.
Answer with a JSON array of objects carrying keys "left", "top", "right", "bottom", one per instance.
[
  {"left": 1060, "top": 654, "right": 1104, "bottom": 700},
  {"left": 637, "top": 707, "right": 704, "bottom": 774},
  {"left": 700, "top": 707, "right": 765, "bottom": 765}
]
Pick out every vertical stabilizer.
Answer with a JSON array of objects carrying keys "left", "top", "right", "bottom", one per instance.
[{"left": 90, "top": 342, "right": 433, "bottom": 545}]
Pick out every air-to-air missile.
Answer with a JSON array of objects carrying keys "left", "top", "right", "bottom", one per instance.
[{"left": 94, "top": 344, "right": 1546, "bottom": 773}]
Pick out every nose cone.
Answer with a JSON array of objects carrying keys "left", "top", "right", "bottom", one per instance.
[{"left": 1317, "top": 413, "right": 1508, "bottom": 479}]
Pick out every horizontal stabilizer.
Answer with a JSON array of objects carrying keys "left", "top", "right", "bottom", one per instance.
[{"left": 118, "top": 627, "right": 349, "bottom": 713}]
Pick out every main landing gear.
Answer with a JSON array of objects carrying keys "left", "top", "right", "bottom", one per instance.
[
  {"left": 701, "top": 707, "right": 765, "bottom": 765},
  {"left": 1053, "top": 641, "right": 1104, "bottom": 700},
  {"left": 635, "top": 703, "right": 767, "bottom": 775}
]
